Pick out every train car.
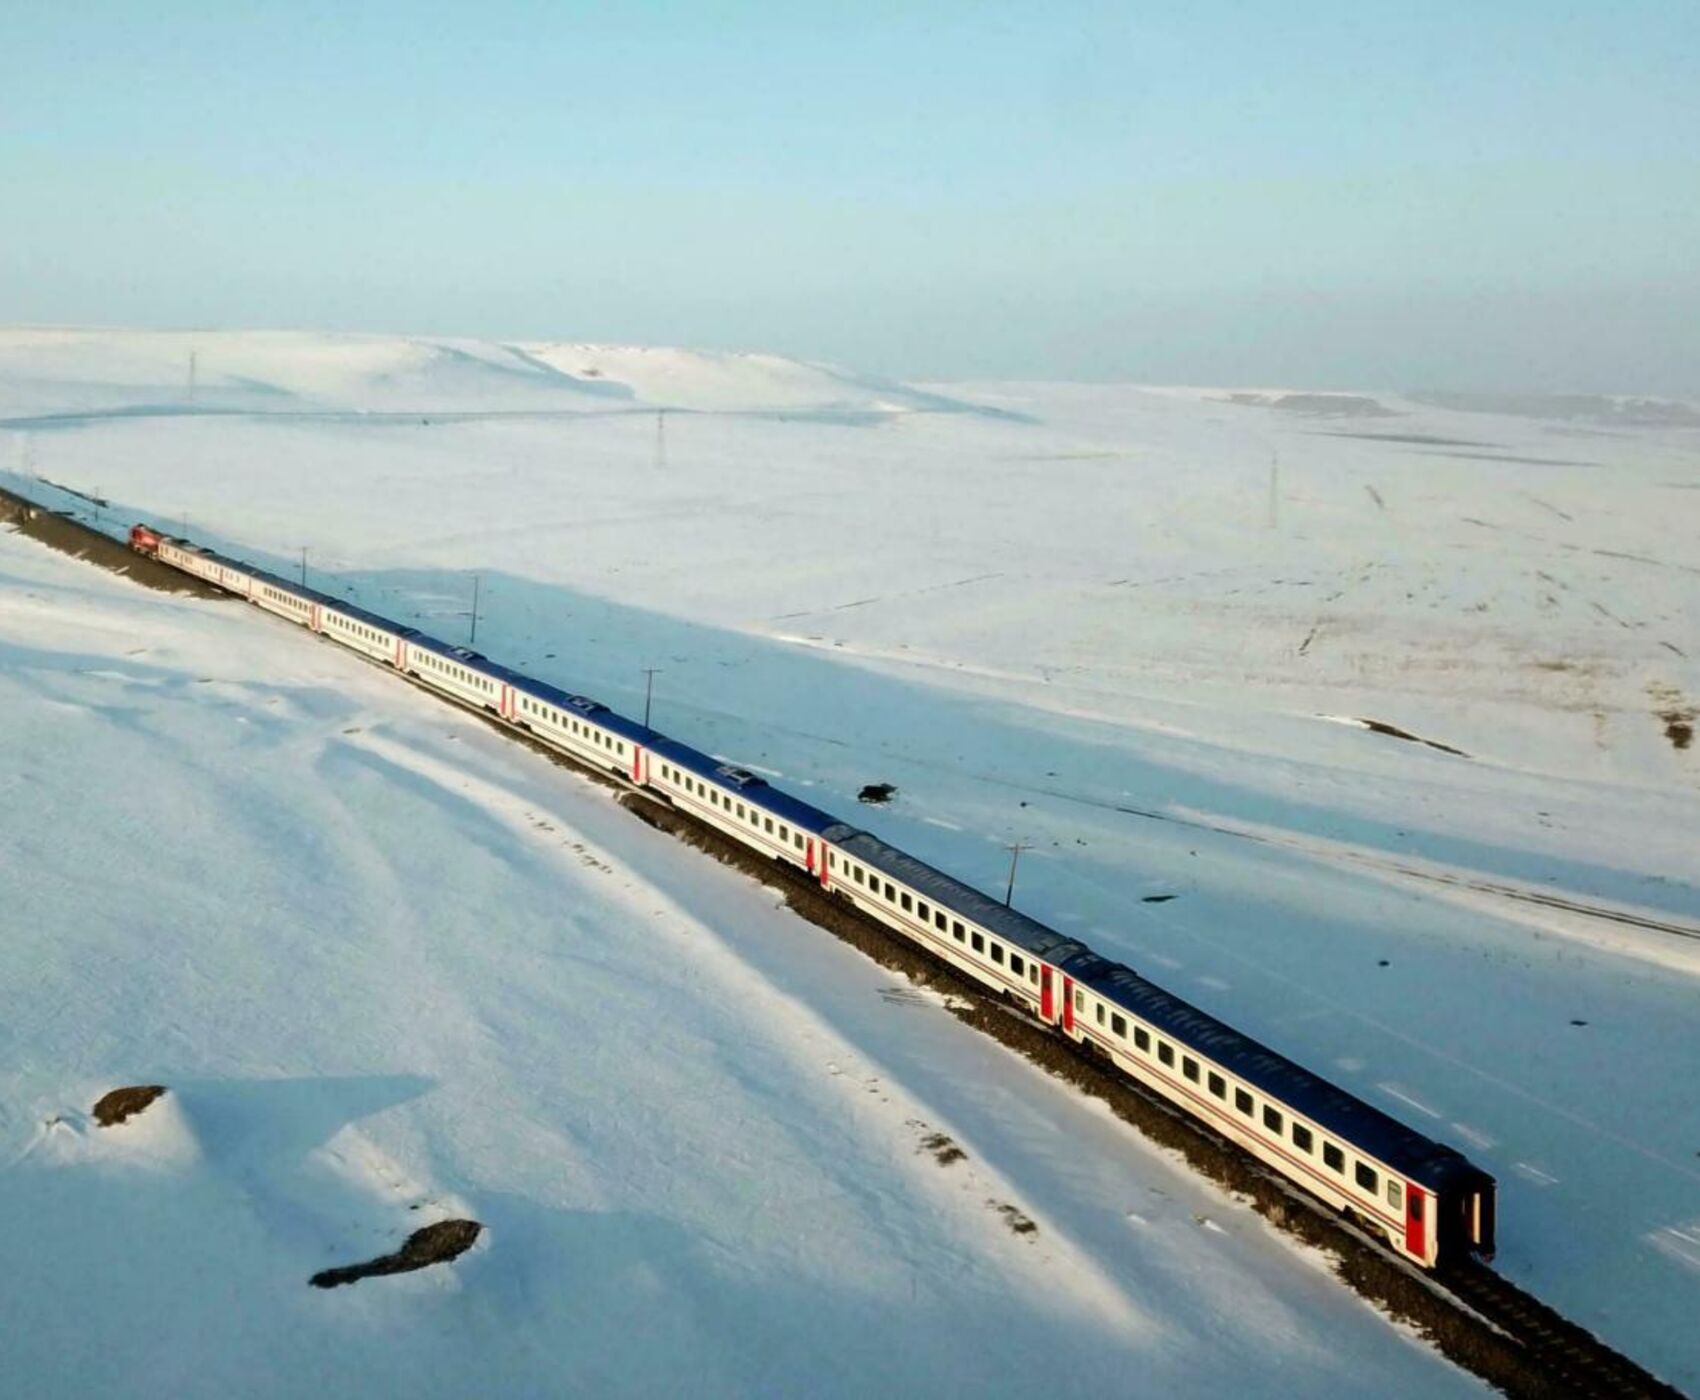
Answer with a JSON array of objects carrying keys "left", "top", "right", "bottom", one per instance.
[
  {"left": 644, "top": 738, "right": 845, "bottom": 884},
  {"left": 1070, "top": 960, "right": 1496, "bottom": 1265}
]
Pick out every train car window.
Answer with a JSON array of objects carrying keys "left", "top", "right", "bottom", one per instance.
[
  {"left": 883, "top": 881, "right": 894, "bottom": 899},
  {"left": 1386, "top": 1181, "right": 1403, "bottom": 1209},
  {"left": 1292, "top": 1124, "right": 1313, "bottom": 1152},
  {"left": 1073, "top": 987, "right": 1083, "bottom": 1011},
  {"left": 736, "top": 803, "right": 746, "bottom": 820},
  {"left": 1111, "top": 1013, "right": 1126, "bottom": 1037},
  {"left": 1409, "top": 1192, "right": 1424, "bottom": 1222},
  {"left": 1234, "top": 1088, "right": 1254, "bottom": 1116},
  {"left": 1323, "top": 1143, "right": 1345, "bottom": 1173},
  {"left": 934, "top": 911, "right": 946, "bottom": 931},
  {"left": 1354, "top": 1163, "right": 1377, "bottom": 1193},
  {"left": 1094, "top": 1001, "right": 1104, "bottom": 1025},
  {"left": 1028, "top": 965, "right": 1039, "bottom": 986},
  {"left": 764, "top": 818, "right": 774, "bottom": 834},
  {"left": 1134, "top": 1027, "right": 1150, "bottom": 1052},
  {"left": 1263, "top": 1106, "right": 1283, "bottom": 1134},
  {"left": 953, "top": 923, "right": 966, "bottom": 943},
  {"left": 900, "top": 892, "right": 912, "bottom": 912},
  {"left": 1157, "top": 1041, "right": 1174, "bottom": 1067},
  {"left": 991, "top": 944, "right": 1004, "bottom": 965},
  {"left": 1208, "top": 1072, "right": 1226, "bottom": 1098},
  {"left": 973, "top": 933, "right": 986, "bottom": 954},
  {"left": 1182, "top": 1056, "right": 1199, "bottom": 1082},
  {"left": 917, "top": 901, "right": 930, "bottom": 922},
  {"left": 853, "top": 867, "right": 864, "bottom": 885},
  {"left": 1009, "top": 953, "right": 1024, "bottom": 976},
  {"left": 780, "top": 825, "right": 790, "bottom": 843}
]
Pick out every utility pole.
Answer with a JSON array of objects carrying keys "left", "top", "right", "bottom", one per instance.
[
  {"left": 300, "top": 546, "right": 308, "bottom": 586},
  {"left": 1268, "top": 451, "right": 1280, "bottom": 530},
  {"left": 1003, "top": 839, "right": 1032, "bottom": 908},
  {"left": 641, "top": 667, "right": 661, "bottom": 732},
  {"left": 469, "top": 573, "right": 481, "bottom": 647},
  {"left": 187, "top": 350, "right": 198, "bottom": 404},
  {"left": 654, "top": 409, "right": 667, "bottom": 471}
]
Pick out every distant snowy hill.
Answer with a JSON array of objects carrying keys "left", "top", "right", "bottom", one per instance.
[{"left": 0, "top": 327, "right": 992, "bottom": 419}]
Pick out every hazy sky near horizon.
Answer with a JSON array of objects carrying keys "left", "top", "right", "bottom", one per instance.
[{"left": 5, "top": 3, "right": 1697, "bottom": 393}]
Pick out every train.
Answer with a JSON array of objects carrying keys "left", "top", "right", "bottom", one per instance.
[{"left": 129, "top": 520, "right": 1498, "bottom": 1269}]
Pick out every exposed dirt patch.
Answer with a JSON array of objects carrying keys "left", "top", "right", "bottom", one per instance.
[
  {"left": 0, "top": 486, "right": 228, "bottom": 598},
  {"left": 858, "top": 783, "right": 897, "bottom": 805},
  {"left": 919, "top": 1131, "right": 966, "bottom": 1167},
  {"left": 991, "top": 1201, "right": 1038, "bottom": 1235},
  {"left": 91, "top": 1085, "right": 166, "bottom": 1127},
  {"left": 1356, "top": 718, "right": 1469, "bottom": 758},
  {"left": 310, "top": 1219, "right": 482, "bottom": 1289},
  {"left": 1648, "top": 683, "right": 1695, "bottom": 752}
]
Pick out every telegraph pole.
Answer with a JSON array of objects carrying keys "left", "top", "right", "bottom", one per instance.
[
  {"left": 1004, "top": 839, "right": 1032, "bottom": 907},
  {"left": 654, "top": 409, "right": 667, "bottom": 470},
  {"left": 187, "top": 350, "right": 198, "bottom": 404},
  {"left": 641, "top": 667, "right": 661, "bottom": 732},
  {"left": 469, "top": 573, "right": 481, "bottom": 646},
  {"left": 300, "top": 546, "right": 308, "bottom": 586},
  {"left": 1268, "top": 451, "right": 1280, "bottom": 530}
]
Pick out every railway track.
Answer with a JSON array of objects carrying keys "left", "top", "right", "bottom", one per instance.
[
  {"left": 1441, "top": 1260, "right": 1685, "bottom": 1399},
  {"left": 2, "top": 483, "right": 1689, "bottom": 1398}
]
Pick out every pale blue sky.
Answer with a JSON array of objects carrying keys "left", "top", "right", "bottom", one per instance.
[{"left": 4, "top": 2, "right": 1697, "bottom": 391}]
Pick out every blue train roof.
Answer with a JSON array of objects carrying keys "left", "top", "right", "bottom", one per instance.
[
  {"left": 833, "top": 830, "right": 1094, "bottom": 966},
  {"left": 1079, "top": 961, "right": 1475, "bottom": 1183},
  {"left": 644, "top": 735, "right": 848, "bottom": 835}
]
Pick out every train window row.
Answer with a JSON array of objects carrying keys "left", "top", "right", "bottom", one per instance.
[
  {"left": 519, "top": 695, "right": 630, "bottom": 756},
  {"left": 260, "top": 585, "right": 309, "bottom": 613},
  {"left": 662, "top": 768, "right": 804, "bottom": 850},
  {"left": 835, "top": 857, "right": 1042, "bottom": 994},
  {"left": 416, "top": 652, "right": 493, "bottom": 693},
  {"left": 332, "top": 615, "right": 388, "bottom": 646},
  {"left": 1074, "top": 987, "right": 1394, "bottom": 1210}
]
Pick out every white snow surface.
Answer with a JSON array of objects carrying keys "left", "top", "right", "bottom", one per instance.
[
  {"left": 4, "top": 325, "right": 1699, "bottom": 1389},
  {"left": 0, "top": 530, "right": 1474, "bottom": 1398}
]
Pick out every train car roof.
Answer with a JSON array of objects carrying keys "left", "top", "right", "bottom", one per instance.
[
  {"left": 1080, "top": 960, "right": 1474, "bottom": 1183},
  {"left": 832, "top": 830, "right": 1095, "bottom": 966},
  {"left": 644, "top": 735, "right": 848, "bottom": 835},
  {"left": 502, "top": 670, "right": 656, "bottom": 745}
]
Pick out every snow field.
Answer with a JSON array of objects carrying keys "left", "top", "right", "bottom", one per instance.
[{"left": 0, "top": 529, "right": 1479, "bottom": 1397}]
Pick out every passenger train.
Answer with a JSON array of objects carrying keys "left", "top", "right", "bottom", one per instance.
[{"left": 130, "top": 521, "right": 1498, "bottom": 1269}]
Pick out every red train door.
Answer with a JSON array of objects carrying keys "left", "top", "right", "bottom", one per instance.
[
  {"left": 631, "top": 745, "right": 644, "bottom": 783},
  {"left": 1062, "top": 976, "right": 1076, "bottom": 1033},
  {"left": 1405, "top": 1185, "right": 1427, "bottom": 1258},
  {"left": 1040, "top": 968, "right": 1055, "bottom": 1022}
]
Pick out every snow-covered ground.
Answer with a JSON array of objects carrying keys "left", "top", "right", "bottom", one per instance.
[
  {"left": 0, "top": 526, "right": 1476, "bottom": 1398},
  {"left": 3, "top": 326, "right": 1698, "bottom": 1389}
]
